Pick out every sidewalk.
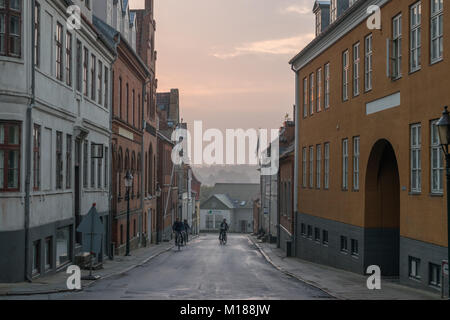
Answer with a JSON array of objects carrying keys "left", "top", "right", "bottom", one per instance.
[
  {"left": 248, "top": 235, "right": 440, "bottom": 300},
  {"left": 0, "top": 240, "right": 175, "bottom": 297}
]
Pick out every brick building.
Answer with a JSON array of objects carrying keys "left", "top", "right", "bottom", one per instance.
[{"left": 290, "top": 0, "right": 449, "bottom": 292}]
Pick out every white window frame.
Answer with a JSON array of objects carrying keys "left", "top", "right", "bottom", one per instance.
[
  {"left": 316, "top": 68, "right": 322, "bottom": 112},
  {"left": 309, "top": 73, "right": 314, "bottom": 115},
  {"left": 410, "top": 2, "right": 422, "bottom": 72},
  {"left": 353, "top": 136, "right": 360, "bottom": 191},
  {"left": 302, "top": 147, "right": 307, "bottom": 187},
  {"left": 316, "top": 144, "right": 321, "bottom": 189},
  {"left": 315, "top": 10, "right": 322, "bottom": 36},
  {"left": 342, "top": 50, "right": 349, "bottom": 101},
  {"left": 392, "top": 14, "right": 402, "bottom": 78},
  {"left": 324, "top": 63, "right": 330, "bottom": 109},
  {"left": 430, "top": 0, "right": 443, "bottom": 64},
  {"left": 431, "top": 120, "right": 443, "bottom": 194},
  {"left": 353, "top": 43, "right": 360, "bottom": 96},
  {"left": 410, "top": 124, "right": 422, "bottom": 193},
  {"left": 324, "top": 142, "right": 330, "bottom": 189},
  {"left": 365, "top": 34, "right": 373, "bottom": 91},
  {"left": 309, "top": 146, "right": 314, "bottom": 188},
  {"left": 303, "top": 77, "right": 308, "bottom": 118},
  {"left": 342, "top": 139, "right": 348, "bottom": 190},
  {"left": 330, "top": 0, "right": 337, "bottom": 23}
]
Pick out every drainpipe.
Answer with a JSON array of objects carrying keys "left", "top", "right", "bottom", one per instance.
[
  {"left": 24, "top": 0, "right": 36, "bottom": 282},
  {"left": 142, "top": 75, "right": 151, "bottom": 244},
  {"left": 291, "top": 64, "right": 299, "bottom": 258}
]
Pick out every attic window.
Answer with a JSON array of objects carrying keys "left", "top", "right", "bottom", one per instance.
[{"left": 330, "top": 0, "right": 337, "bottom": 23}]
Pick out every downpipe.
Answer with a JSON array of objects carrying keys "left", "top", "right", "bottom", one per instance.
[{"left": 291, "top": 64, "right": 299, "bottom": 258}]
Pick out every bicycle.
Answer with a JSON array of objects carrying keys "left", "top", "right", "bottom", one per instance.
[
  {"left": 175, "top": 231, "right": 183, "bottom": 250},
  {"left": 219, "top": 230, "right": 227, "bottom": 245}
]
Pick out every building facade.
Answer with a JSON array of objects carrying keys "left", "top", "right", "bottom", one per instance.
[
  {"left": 0, "top": 0, "right": 114, "bottom": 282},
  {"left": 291, "top": 0, "right": 449, "bottom": 293}
]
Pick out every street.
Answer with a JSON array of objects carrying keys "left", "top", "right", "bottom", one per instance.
[{"left": 50, "top": 234, "right": 332, "bottom": 300}]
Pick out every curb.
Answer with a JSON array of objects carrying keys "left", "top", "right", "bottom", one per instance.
[
  {"left": 0, "top": 244, "right": 175, "bottom": 297},
  {"left": 248, "top": 235, "right": 343, "bottom": 300}
]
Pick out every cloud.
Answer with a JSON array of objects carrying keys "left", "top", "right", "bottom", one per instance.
[
  {"left": 212, "top": 34, "right": 315, "bottom": 59},
  {"left": 281, "top": 4, "right": 311, "bottom": 15}
]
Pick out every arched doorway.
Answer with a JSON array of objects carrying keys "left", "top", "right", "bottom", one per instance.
[{"left": 364, "top": 139, "right": 400, "bottom": 276}]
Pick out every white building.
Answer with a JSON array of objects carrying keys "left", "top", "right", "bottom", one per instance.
[{"left": 0, "top": 0, "right": 115, "bottom": 282}]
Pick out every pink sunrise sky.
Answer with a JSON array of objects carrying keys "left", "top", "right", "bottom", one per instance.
[{"left": 130, "top": 0, "right": 315, "bottom": 133}]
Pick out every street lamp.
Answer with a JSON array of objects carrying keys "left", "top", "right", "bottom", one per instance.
[
  {"left": 436, "top": 106, "right": 450, "bottom": 297},
  {"left": 124, "top": 170, "right": 133, "bottom": 256}
]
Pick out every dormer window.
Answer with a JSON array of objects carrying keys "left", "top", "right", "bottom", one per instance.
[
  {"left": 315, "top": 10, "right": 322, "bottom": 36},
  {"left": 330, "top": 0, "right": 337, "bottom": 23}
]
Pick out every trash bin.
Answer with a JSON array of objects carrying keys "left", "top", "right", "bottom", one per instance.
[{"left": 286, "top": 240, "right": 292, "bottom": 257}]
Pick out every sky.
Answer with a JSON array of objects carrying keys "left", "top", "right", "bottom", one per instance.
[{"left": 130, "top": 0, "right": 314, "bottom": 135}]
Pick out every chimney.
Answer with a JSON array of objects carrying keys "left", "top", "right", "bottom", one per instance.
[{"left": 313, "top": 1, "right": 331, "bottom": 36}]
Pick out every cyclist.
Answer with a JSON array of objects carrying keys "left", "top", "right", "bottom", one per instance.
[
  {"left": 172, "top": 217, "right": 185, "bottom": 246},
  {"left": 183, "top": 219, "right": 191, "bottom": 243},
  {"left": 219, "top": 218, "right": 229, "bottom": 243}
]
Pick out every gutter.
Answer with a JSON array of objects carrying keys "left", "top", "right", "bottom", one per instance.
[
  {"left": 291, "top": 64, "right": 299, "bottom": 258},
  {"left": 24, "top": 0, "right": 36, "bottom": 283}
]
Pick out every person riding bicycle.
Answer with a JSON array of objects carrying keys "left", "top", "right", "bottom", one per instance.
[
  {"left": 219, "top": 218, "right": 229, "bottom": 242},
  {"left": 172, "top": 218, "right": 185, "bottom": 245},
  {"left": 183, "top": 219, "right": 191, "bottom": 243}
]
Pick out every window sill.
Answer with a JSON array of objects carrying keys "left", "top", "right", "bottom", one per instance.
[
  {"left": 340, "top": 250, "right": 348, "bottom": 255},
  {"left": 408, "top": 192, "right": 421, "bottom": 196},
  {"left": 430, "top": 58, "right": 444, "bottom": 66},
  {"left": 351, "top": 254, "right": 359, "bottom": 259},
  {"left": 429, "top": 192, "right": 443, "bottom": 197},
  {"left": 408, "top": 276, "right": 421, "bottom": 283},
  {"left": 0, "top": 55, "right": 24, "bottom": 64},
  {"left": 409, "top": 68, "right": 421, "bottom": 75}
]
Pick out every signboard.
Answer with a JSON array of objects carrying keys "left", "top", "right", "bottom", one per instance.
[{"left": 443, "top": 261, "right": 449, "bottom": 275}]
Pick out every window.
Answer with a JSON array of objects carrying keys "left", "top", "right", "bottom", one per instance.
[
  {"left": 302, "top": 147, "right": 307, "bottom": 187},
  {"left": 0, "top": 0, "right": 21, "bottom": 57},
  {"left": 429, "top": 263, "right": 441, "bottom": 287},
  {"left": 340, "top": 236, "right": 348, "bottom": 252},
  {"left": 104, "top": 147, "right": 108, "bottom": 188},
  {"left": 410, "top": 2, "right": 421, "bottom": 72},
  {"left": 301, "top": 223, "right": 306, "bottom": 236},
  {"left": 411, "top": 124, "right": 422, "bottom": 192},
  {"left": 351, "top": 239, "right": 359, "bottom": 256},
  {"left": 56, "top": 226, "right": 70, "bottom": 268},
  {"left": 303, "top": 77, "right": 308, "bottom": 117},
  {"left": 342, "top": 139, "right": 348, "bottom": 190},
  {"left": 365, "top": 34, "right": 373, "bottom": 91},
  {"left": 91, "top": 143, "right": 95, "bottom": 188},
  {"left": 324, "top": 63, "right": 330, "bottom": 109},
  {"left": 126, "top": 83, "right": 129, "bottom": 122},
  {"left": 307, "top": 225, "right": 313, "bottom": 239},
  {"left": 315, "top": 10, "right": 322, "bottom": 36},
  {"left": 431, "top": 120, "right": 443, "bottom": 194},
  {"left": 83, "top": 141, "right": 88, "bottom": 188},
  {"left": 97, "top": 148, "right": 102, "bottom": 188},
  {"left": 66, "top": 135, "right": 72, "bottom": 189},
  {"left": 353, "top": 136, "right": 360, "bottom": 190},
  {"left": 316, "top": 68, "right": 322, "bottom": 112},
  {"left": 322, "top": 230, "right": 329, "bottom": 245},
  {"left": 44, "top": 237, "right": 52, "bottom": 271},
  {"left": 76, "top": 40, "right": 82, "bottom": 92},
  {"left": 309, "top": 73, "right": 314, "bottom": 115},
  {"left": 324, "top": 142, "right": 330, "bottom": 189},
  {"left": 55, "top": 132, "right": 63, "bottom": 189},
  {"left": 32, "top": 240, "right": 40, "bottom": 275},
  {"left": 97, "top": 60, "right": 102, "bottom": 105},
  {"left": 314, "top": 227, "right": 320, "bottom": 242},
  {"left": 56, "top": 22, "right": 63, "bottom": 81},
  {"left": 83, "top": 47, "right": 89, "bottom": 96},
  {"left": 104, "top": 66, "right": 109, "bottom": 108},
  {"left": 342, "top": 50, "right": 349, "bottom": 101},
  {"left": 0, "top": 122, "right": 20, "bottom": 191},
  {"left": 353, "top": 43, "right": 360, "bottom": 96},
  {"left": 119, "top": 77, "right": 122, "bottom": 118},
  {"left": 392, "top": 14, "right": 402, "bottom": 78},
  {"left": 90, "top": 54, "right": 96, "bottom": 100},
  {"left": 34, "top": 2, "right": 40, "bottom": 66},
  {"left": 330, "top": 0, "right": 337, "bottom": 23},
  {"left": 316, "top": 144, "right": 321, "bottom": 188},
  {"left": 409, "top": 256, "right": 421, "bottom": 279},
  {"left": 33, "top": 124, "right": 40, "bottom": 190},
  {"left": 132, "top": 89, "right": 135, "bottom": 126},
  {"left": 309, "top": 146, "right": 314, "bottom": 188},
  {"left": 65, "top": 32, "right": 72, "bottom": 86},
  {"left": 430, "top": 0, "right": 443, "bottom": 63}
]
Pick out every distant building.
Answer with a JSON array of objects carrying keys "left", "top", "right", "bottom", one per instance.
[
  {"left": 156, "top": 89, "right": 179, "bottom": 130},
  {"left": 200, "top": 183, "right": 259, "bottom": 233}
]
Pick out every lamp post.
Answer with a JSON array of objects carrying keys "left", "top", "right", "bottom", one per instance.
[
  {"left": 124, "top": 171, "right": 133, "bottom": 256},
  {"left": 436, "top": 106, "right": 450, "bottom": 297}
]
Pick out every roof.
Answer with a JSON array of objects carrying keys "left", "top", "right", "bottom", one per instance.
[
  {"left": 201, "top": 183, "right": 259, "bottom": 209},
  {"left": 92, "top": 15, "right": 119, "bottom": 51}
]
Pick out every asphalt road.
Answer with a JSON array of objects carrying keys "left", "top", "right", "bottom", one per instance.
[{"left": 54, "top": 233, "right": 332, "bottom": 300}]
